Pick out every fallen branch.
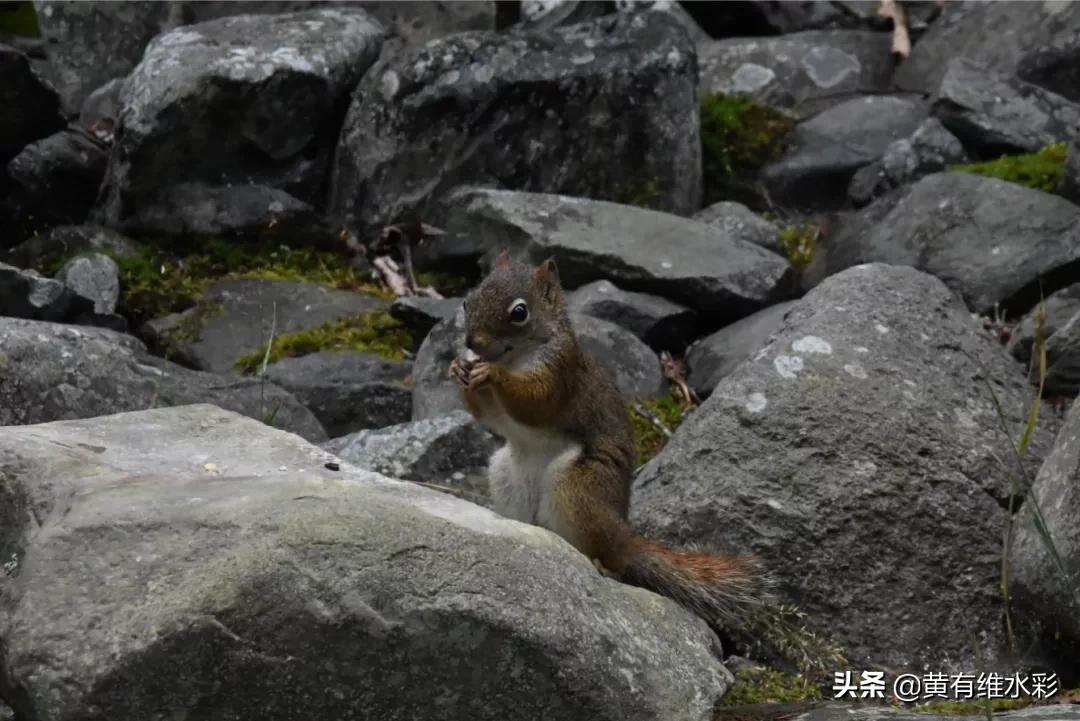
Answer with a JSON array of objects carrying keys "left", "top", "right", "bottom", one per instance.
[
  {"left": 632, "top": 401, "right": 673, "bottom": 438},
  {"left": 878, "top": 0, "right": 911, "bottom": 59},
  {"left": 660, "top": 351, "right": 699, "bottom": 411}
]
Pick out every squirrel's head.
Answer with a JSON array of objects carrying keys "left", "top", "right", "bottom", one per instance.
[{"left": 462, "top": 252, "right": 570, "bottom": 366}]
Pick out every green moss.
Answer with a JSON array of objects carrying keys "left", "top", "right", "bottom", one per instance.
[
  {"left": 912, "top": 698, "right": 1034, "bottom": 715},
  {"left": 0, "top": 2, "right": 40, "bottom": 37},
  {"left": 414, "top": 271, "right": 471, "bottom": 297},
  {"left": 700, "top": 93, "right": 794, "bottom": 200},
  {"left": 173, "top": 301, "right": 225, "bottom": 345},
  {"left": 720, "top": 668, "right": 822, "bottom": 707},
  {"left": 628, "top": 395, "right": 686, "bottom": 466},
  {"left": 235, "top": 310, "right": 414, "bottom": 374},
  {"left": 779, "top": 222, "right": 820, "bottom": 271},
  {"left": 951, "top": 142, "right": 1069, "bottom": 192},
  {"left": 110, "top": 240, "right": 389, "bottom": 326},
  {"left": 620, "top": 178, "right": 662, "bottom": 209}
]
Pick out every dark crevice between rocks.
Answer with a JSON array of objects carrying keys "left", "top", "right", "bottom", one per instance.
[{"left": 996, "top": 257, "right": 1080, "bottom": 320}]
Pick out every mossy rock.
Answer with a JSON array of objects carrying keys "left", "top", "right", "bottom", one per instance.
[
  {"left": 700, "top": 92, "right": 794, "bottom": 205},
  {"left": 951, "top": 142, "right": 1069, "bottom": 193},
  {"left": 235, "top": 310, "right": 414, "bottom": 374}
]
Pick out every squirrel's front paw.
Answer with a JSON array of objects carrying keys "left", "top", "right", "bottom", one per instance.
[
  {"left": 448, "top": 357, "right": 473, "bottom": 387},
  {"left": 467, "top": 361, "right": 492, "bottom": 391}
]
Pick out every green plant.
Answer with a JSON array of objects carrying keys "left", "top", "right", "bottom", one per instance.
[
  {"left": 628, "top": 395, "right": 687, "bottom": 466},
  {"left": 779, "top": 223, "right": 820, "bottom": 271},
  {"left": 700, "top": 93, "right": 794, "bottom": 196},
  {"left": 620, "top": 178, "right": 662, "bottom": 209},
  {"left": 234, "top": 310, "right": 414, "bottom": 374},
  {"left": 951, "top": 142, "right": 1069, "bottom": 192},
  {"left": 910, "top": 698, "right": 1033, "bottom": 715},
  {"left": 720, "top": 667, "right": 823, "bottom": 707}
]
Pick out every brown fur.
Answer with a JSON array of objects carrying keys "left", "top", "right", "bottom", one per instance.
[{"left": 455, "top": 256, "right": 768, "bottom": 628}]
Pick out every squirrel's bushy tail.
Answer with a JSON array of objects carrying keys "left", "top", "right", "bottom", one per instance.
[{"left": 621, "top": 536, "right": 770, "bottom": 626}]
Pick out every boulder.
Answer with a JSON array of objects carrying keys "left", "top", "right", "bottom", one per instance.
[
  {"left": 0, "top": 317, "right": 326, "bottom": 441},
  {"left": 632, "top": 264, "right": 1055, "bottom": 671},
  {"left": 568, "top": 279, "right": 698, "bottom": 352},
  {"left": 1008, "top": 283, "right": 1080, "bottom": 397},
  {"left": 1009, "top": 397, "right": 1080, "bottom": 675},
  {"left": 0, "top": 404, "right": 728, "bottom": 721},
  {"left": 441, "top": 189, "right": 796, "bottom": 321},
  {"left": 932, "top": 58, "right": 1080, "bottom": 156},
  {"left": 323, "top": 410, "right": 498, "bottom": 500},
  {"left": 330, "top": 11, "right": 701, "bottom": 237},
  {"left": 1009, "top": 283, "right": 1080, "bottom": 368},
  {"left": 142, "top": 279, "right": 387, "bottom": 376},
  {"left": 693, "top": 200, "right": 783, "bottom": 256},
  {"left": 687, "top": 301, "right": 795, "bottom": 399},
  {"left": 3, "top": 224, "right": 139, "bottom": 271},
  {"left": 1060, "top": 140, "right": 1080, "bottom": 205},
  {"left": 54, "top": 252, "right": 120, "bottom": 315},
  {"left": 6, "top": 128, "right": 108, "bottom": 229},
  {"left": 0, "top": 260, "right": 121, "bottom": 329},
  {"left": 780, "top": 706, "right": 1080, "bottom": 721},
  {"left": 410, "top": 300, "right": 467, "bottom": 420},
  {"left": 119, "top": 182, "right": 329, "bottom": 243},
  {"left": 360, "top": 1, "right": 496, "bottom": 45},
  {"left": 698, "top": 30, "right": 893, "bottom": 116},
  {"left": 517, "top": 0, "right": 612, "bottom": 32},
  {"left": 78, "top": 76, "right": 125, "bottom": 129},
  {"left": 96, "top": 9, "right": 384, "bottom": 228},
  {"left": 263, "top": 350, "right": 413, "bottom": 437},
  {"left": 761, "top": 95, "right": 926, "bottom": 209},
  {"left": 821, "top": 172, "right": 1080, "bottom": 315},
  {"left": 895, "top": 1, "right": 1080, "bottom": 98},
  {"left": 847, "top": 118, "right": 968, "bottom": 207},
  {"left": 389, "top": 295, "right": 461, "bottom": 342},
  {"left": 0, "top": 43, "right": 63, "bottom": 165}
]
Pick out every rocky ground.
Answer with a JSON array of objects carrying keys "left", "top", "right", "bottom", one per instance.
[{"left": 1, "top": 1, "right": 1080, "bottom": 720}]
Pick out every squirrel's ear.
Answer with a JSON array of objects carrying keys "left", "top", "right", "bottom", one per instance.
[
  {"left": 494, "top": 250, "right": 511, "bottom": 268},
  {"left": 534, "top": 257, "right": 561, "bottom": 301}
]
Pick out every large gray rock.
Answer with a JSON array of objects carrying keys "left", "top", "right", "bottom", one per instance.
[
  {"left": 6, "top": 128, "right": 108, "bottom": 229},
  {"left": 330, "top": 11, "right": 701, "bottom": 237},
  {"left": 693, "top": 200, "right": 783, "bottom": 256},
  {"left": 119, "top": 182, "right": 327, "bottom": 243},
  {"left": 54, "top": 252, "right": 120, "bottom": 315},
  {"left": 0, "top": 317, "right": 326, "bottom": 441},
  {"left": 687, "top": 301, "right": 795, "bottom": 399},
  {"left": 0, "top": 43, "right": 63, "bottom": 165},
  {"left": 762, "top": 95, "right": 926, "bottom": 209},
  {"left": 1009, "top": 398, "right": 1080, "bottom": 674},
  {"left": 97, "top": 9, "right": 384, "bottom": 228},
  {"left": 1060, "top": 139, "right": 1080, "bottom": 204},
  {"left": 1008, "top": 284, "right": 1080, "bottom": 397},
  {"left": 821, "top": 172, "right": 1080, "bottom": 315},
  {"left": 441, "top": 189, "right": 796, "bottom": 321},
  {"left": 0, "top": 261, "right": 87, "bottom": 322},
  {"left": 932, "top": 58, "right": 1080, "bottom": 156},
  {"left": 568, "top": 279, "right": 698, "bottom": 352},
  {"left": 263, "top": 350, "right": 412, "bottom": 437},
  {"left": 895, "top": 0, "right": 1080, "bottom": 97},
  {"left": 0, "top": 404, "right": 729, "bottom": 721},
  {"left": 389, "top": 294, "right": 461, "bottom": 342},
  {"left": 632, "top": 264, "right": 1055, "bottom": 671},
  {"left": 847, "top": 118, "right": 968, "bottom": 207},
  {"left": 698, "top": 30, "right": 893, "bottom": 116},
  {"left": 143, "top": 279, "right": 387, "bottom": 375},
  {"left": 412, "top": 305, "right": 665, "bottom": 421},
  {"left": 323, "top": 410, "right": 498, "bottom": 499}
]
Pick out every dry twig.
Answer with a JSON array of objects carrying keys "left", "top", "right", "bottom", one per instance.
[
  {"left": 878, "top": 0, "right": 911, "bottom": 59},
  {"left": 660, "top": 351, "right": 699, "bottom": 410}
]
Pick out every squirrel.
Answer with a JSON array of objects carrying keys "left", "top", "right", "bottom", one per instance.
[{"left": 448, "top": 252, "right": 768, "bottom": 629}]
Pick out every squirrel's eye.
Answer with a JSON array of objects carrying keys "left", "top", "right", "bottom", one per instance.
[{"left": 508, "top": 300, "right": 529, "bottom": 325}]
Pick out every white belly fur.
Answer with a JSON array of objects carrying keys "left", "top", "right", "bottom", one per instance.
[{"left": 485, "top": 406, "right": 582, "bottom": 535}]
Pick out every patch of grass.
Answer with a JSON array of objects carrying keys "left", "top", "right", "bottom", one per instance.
[
  {"left": 700, "top": 92, "right": 794, "bottom": 200},
  {"left": 720, "top": 667, "right": 822, "bottom": 707},
  {"left": 620, "top": 178, "right": 662, "bottom": 209},
  {"left": 743, "top": 603, "right": 848, "bottom": 674},
  {"left": 779, "top": 222, "right": 820, "bottom": 271},
  {"left": 414, "top": 271, "right": 471, "bottom": 297},
  {"left": 951, "top": 142, "right": 1069, "bottom": 193},
  {"left": 110, "top": 240, "right": 389, "bottom": 326},
  {"left": 234, "top": 310, "right": 414, "bottom": 374},
  {"left": 911, "top": 698, "right": 1034, "bottom": 715},
  {"left": 628, "top": 395, "right": 686, "bottom": 466}
]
